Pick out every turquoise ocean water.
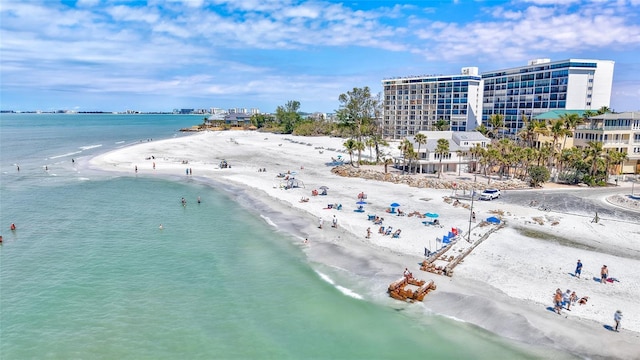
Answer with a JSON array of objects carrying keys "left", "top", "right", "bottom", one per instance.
[{"left": 1, "top": 114, "right": 572, "bottom": 359}]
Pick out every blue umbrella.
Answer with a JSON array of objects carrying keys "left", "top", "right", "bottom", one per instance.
[
  {"left": 425, "top": 212, "right": 439, "bottom": 218},
  {"left": 390, "top": 203, "right": 400, "bottom": 207},
  {"left": 356, "top": 200, "right": 367, "bottom": 205},
  {"left": 486, "top": 216, "right": 501, "bottom": 224}
]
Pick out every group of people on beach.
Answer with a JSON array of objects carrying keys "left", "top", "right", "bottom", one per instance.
[
  {"left": 553, "top": 259, "right": 624, "bottom": 331},
  {"left": 318, "top": 215, "right": 338, "bottom": 229}
]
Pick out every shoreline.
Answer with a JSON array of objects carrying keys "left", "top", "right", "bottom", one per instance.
[{"left": 88, "top": 130, "right": 640, "bottom": 359}]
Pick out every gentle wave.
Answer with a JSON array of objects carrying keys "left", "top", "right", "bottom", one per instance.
[
  {"left": 315, "top": 270, "right": 363, "bottom": 300},
  {"left": 78, "top": 177, "right": 90, "bottom": 181},
  {"left": 79, "top": 144, "right": 102, "bottom": 151},
  {"left": 49, "top": 151, "right": 82, "bottom": 159},
  {"left": 336, "top": 285, "right": 363, "bottom": 300},
  {"left": 115, "top": 141, "right": 125, "bottom": 144},
  {"left": 259, "top": 214, "right": 277, "bottom": 228}
]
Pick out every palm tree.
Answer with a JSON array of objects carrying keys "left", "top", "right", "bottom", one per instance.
[
  {"left": 475, "top": 124, "right": 490, "bottom": 137},
  {"left": 469, "top": 143, "right": 484, "bottom": 173},
  {"left": 414, "top": 133, "right": 427, "bottom": 173},
  {"left": 517, "top": 113, "right": 535, "bottom": 147},
  {"left": 548, "top": 119, "right": 569, "bottom": 168},
  {"left": 606, "top": 150, "right": 628, "bottom": 177},
  {"left": 532, "top": 120, "right": 550, "bottom": 148},
  {"left": 398, "top": 139, "right": 413, "bottom": 174},
  {"left": 435, "top": 138, "right": 450, "bottom": 179},
  {"left": 560, "top": 113, "right": 582, "bottom": 149},
  {"left": 343, "top": 139, "right": 357, "bottom": 166},
  {"left": 488, "top": 114, "right": 505, "bottom": 139},
  {"left": 586, "top": 141, "right": 605, "bottom": 178},
  {"left": 456, "top": 150, "right": 467, "bottom": 176},
  {"left": 354, "top": 140, "right": 365, "bottom": 167},
  {"left": 434, "top": 119, "right": 449, "bottom": 131},
  {"left": 597, "top": 106, "right": 612, "bottom": 115},
  {"left": 365, "top": 138, "right": 375, "bottom": 161},
  {"left": 383, "top": 157, "right": 393, "bottom": 174}
]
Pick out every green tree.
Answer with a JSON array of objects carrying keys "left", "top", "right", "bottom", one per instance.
[
  {"left": 434, "top": 119, "right": 449, "bottom": 131},
  {"left": 336, "top": 87, "right": 380, "bottom": 164},
  {"left": 383, "top": 157, "right": 393, "bottom": 174},
  {"left": 250, "top": 113, "right": 274, "bottom": 129},
  {"left": 435, "top": 138, "right": 450, "bottom": 179},
  {"left": 528, "top": 165, "right": 550, "bottom": 187},
  {"left": 413, "top": 133, "right": 427, "bottom": 173},
  {"left": 398, "top": 138, "right": 413, "bottom": 174},
  {"left": 560, "top": 113, "right": 582, "bottom": 149},
  {"left": 475, "top": 124, "right": 490, "bottom": 137},
  {"left": 343, "top": 139, "right": 357, "bottom": 166},
  {"left": 597, "top": 106, "right": 612, "bottom": 115},
  {"left": 275, "top": 100, "right": 302, "bottom": 134},
  {"left": 488, "top": 114, "right": 505, "bottom": 139}
]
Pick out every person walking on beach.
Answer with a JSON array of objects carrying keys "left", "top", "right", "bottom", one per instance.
[
  {"left": 563, "top": 289, "right": 572, "bottom": 311},
  {"left": 601, "top": 265, "right": 608, "bottom": 284},
  {"left": 614, "top": 310, "right": 622, "bottom": 332},
  {"left": 135, "top": 165, "right": 138, "bottom": 173},
  {"left": 153, "top": 162, "right": 156, "bottom": 169},
  {"left": 366, "top": 227, "right": 371, "bottom": 239},
  {"left": 332, "top": 215, "right": 338, "bottom": 228},
  {"left": 575, "top": 259, "right": 583, "bottom": 278},
  {"left": 318, "top": 217, "right": 324, "bottom": 229},
  {"left": 553, "top": 289, "right": 563, "bottom": 315}
]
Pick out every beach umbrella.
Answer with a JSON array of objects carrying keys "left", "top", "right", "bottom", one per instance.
[
  {"left": 425, "top": 212, "right": 439, "bottom": 218},
  {"left": 356, "top": 200, "right": 367, "bottom": 205},
  {"left": 486, "top": 216, "right": 501, "bottom": 224},
  {"left": 390, "top": 203, "right": 400, "bottom": 207},
  {"left": 319, "top": 185, "right": 329, "bottom": 190}
]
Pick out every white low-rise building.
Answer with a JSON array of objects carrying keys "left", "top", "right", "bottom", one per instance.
[{"left": 396, "top": 131, "right": 490, "bottom": 174}]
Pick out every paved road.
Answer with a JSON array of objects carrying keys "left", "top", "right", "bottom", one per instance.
[{"left": 485, "top": 187, "right": 640, "bottom": 223}]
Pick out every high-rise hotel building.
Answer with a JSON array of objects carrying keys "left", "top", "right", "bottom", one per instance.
[
  {"left": 481, "top": 58, "right": 614, "bottom": 134},
  {"left": 382, "top": 59, "right": 614, "bottom": 139},
  {"left": 381, "top": 67, "right": 483, "bottom": 139}
]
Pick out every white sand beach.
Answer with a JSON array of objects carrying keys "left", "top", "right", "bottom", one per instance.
[{"left": 90, "top": 130, "right": 640, "bottom": 359}]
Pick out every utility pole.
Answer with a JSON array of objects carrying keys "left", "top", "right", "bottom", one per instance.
[{"left": 467, "top": 188, "right": 474, "bottom": 243}]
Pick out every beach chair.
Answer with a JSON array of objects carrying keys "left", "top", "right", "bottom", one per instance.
[{"left": 367, "top": 214, "right": 376, "bottom": 221}]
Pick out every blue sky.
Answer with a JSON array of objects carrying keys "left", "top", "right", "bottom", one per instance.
[{"left": 1, "top": 0, "right": 639, "bottom": 113}]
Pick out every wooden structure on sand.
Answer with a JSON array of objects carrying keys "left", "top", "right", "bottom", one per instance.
[
  {"left": 387, "top": 277, "right": 436, "bottom": 302},
  {"left": 420, "top": 223, "right": 505, "bottom": 277}
]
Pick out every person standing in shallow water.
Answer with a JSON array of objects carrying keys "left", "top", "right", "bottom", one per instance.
[{"left": 575, "top": 259, "right": 583, "bottom": 278}]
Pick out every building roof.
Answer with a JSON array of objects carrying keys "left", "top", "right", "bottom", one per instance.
[
  {"left": 590, "top": 112, "right": 640, "bottom": 120},
  {"left": 408, "top": 131, "right": 489, "bottom": 152},
  {"left": 533, "top": 110, "right": 588, "bottom": 120}
]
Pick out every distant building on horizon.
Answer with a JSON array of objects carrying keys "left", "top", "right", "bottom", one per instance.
[
  {"left": 382, "top": 67, "right": 483, "bottom": 139},
  {"left": 382, "top": 58, "right": 615, "bottom": 139}
]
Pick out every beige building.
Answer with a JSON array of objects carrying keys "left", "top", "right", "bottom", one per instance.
[{"left": 574, "top": 112, "right": 640, "bottom": 174}]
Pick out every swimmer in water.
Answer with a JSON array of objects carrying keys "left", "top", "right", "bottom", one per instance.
[{"left": 159, "top": 224, "right": 164, "bottom": 230}]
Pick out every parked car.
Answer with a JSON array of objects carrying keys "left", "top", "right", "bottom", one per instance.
[{"left": 479, "top": 188, "right": 501, "bottom": 200}]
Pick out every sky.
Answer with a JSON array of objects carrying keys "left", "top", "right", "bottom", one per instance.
[{"left": 1, "top": 0, "right": 640, "bottom": 114}]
